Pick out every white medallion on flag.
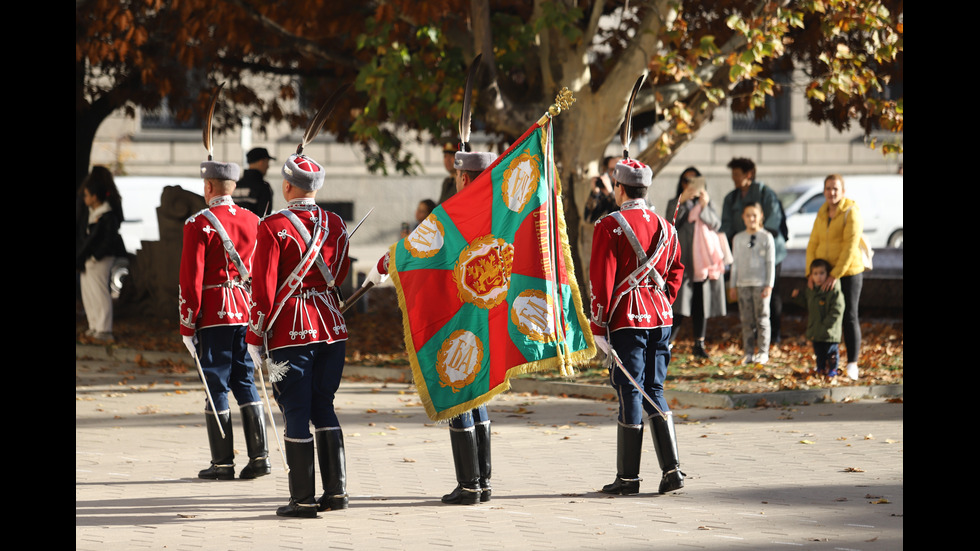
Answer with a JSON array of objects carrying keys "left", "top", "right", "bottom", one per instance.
[
  {"left": 501, "top": 149, "right": 540, "bottom": 213},
  {"left": 436, "top": 330, "right": 484, "bottom": 393},
  {"left": 510, "top": 289, "right": 557, "bottom": 343},
  {"left": 453, "top": 235, "right": 514, "bottom": 309},
  {"left": 404, "top": 214, "right": 445, "bottom": 259}
]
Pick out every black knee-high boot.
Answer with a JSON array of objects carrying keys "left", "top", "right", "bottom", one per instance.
[
  {"left": 475, "top": 420, "right": 492, "bottom": 502},
  {"left": 441, "top": 427, "right": 481, "bottom": 505},
  {"left": 239, "top": 403, "right": 271, "bottom": 479},
  {"left": 315, "top": 428, "right": 348, "bottom": 511},
  {"left": 650, "top": 412, "right": 685, "bottom": 493},
  {"left": 600, "top": 423, "right": 643, "bottom": 495},
  {"left": 276, "top": 439, "right": 318, "bottom": 518},
  {"left": 198, "top": 410, "right": 235, "bottom": 480}
]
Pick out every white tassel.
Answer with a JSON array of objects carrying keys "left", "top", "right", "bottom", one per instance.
[{"left": 268, "top": 360, "right": 291, "bottom": 383}]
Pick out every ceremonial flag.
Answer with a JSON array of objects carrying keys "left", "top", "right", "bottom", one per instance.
[{"left": 388, "top": 117, "right": 596, "bottom": 421}]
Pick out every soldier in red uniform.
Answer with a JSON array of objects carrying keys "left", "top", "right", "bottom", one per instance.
[
  {"left": 362, "top": 148, "right": 498, "bottom": 506},
  {"left": 179, "top": 160, "right": 270, "bottom": 481},
  {"left": 589, "top": 158, "right": 686, "bottom": 495},
  {"left": 247, "top": 153, "right": 350, "bottom": 518}
]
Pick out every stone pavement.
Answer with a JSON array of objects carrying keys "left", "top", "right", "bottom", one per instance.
[{"left": 77, "top": 346, "right": 903, "bottom": 550}]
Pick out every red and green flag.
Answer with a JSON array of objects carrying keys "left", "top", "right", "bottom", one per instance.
[{"left": 388, "top": 117, "right": 596, "bottom": 421}]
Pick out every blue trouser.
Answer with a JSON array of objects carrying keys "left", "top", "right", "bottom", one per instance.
[
  {"left": 610, "top": 327, "right": 671, "bottom": 425},
  {"left": 271, "top": 341, "right": 346, "bottom": 440},
  {"left": 449, "top": 405, "right": 489, "bottom": 429},
  {"left": 197, "top": 325, "right": 259, "bottom": 413},
  {"left": 813, "top": 341, "right": 840, "bottom": 376}
]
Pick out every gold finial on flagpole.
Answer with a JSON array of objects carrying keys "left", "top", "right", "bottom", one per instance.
[{"left": 537, "top": 87, "right": 576, "bottom": 125}]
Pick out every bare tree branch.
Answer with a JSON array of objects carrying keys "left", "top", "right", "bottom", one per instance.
[
  {"left": 533, "top": 0, "right": 557, "bottom": 95},
  {"left": 580, "top": 0, "right": 606, "bottom": 55},
  {"left": 223, "top": 0, "right": 358, "bottom": 67}
]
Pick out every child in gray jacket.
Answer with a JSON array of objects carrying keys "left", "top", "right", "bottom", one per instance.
[{"left": 727, "top": 203, "right": 775, "bottom": 364}]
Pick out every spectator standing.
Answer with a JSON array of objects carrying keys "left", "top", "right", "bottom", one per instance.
[
  {"left": 727, "top": 203, "right": 775, "bottom": 365},
  {"left": 401, "top": 199, "right": 436, "bottom": 239},
  {"left": 720, "top": 157, "right": 787, "bottom": 343},
  {"left": 665, "top": 167, "right": 727, "bottom": 359},
  {"left": 583, "top": 155, "right": 621, "bottom": 223},
  {"left": 234, "top": 147, "right": 276, "bottom": 217},
  {"left": 77, "top": 166, "right": 126, "bottom": 342},
  {"left": 791, "top": 259, "right": 845, "bottom": 379},
  {"left": 438, "top": 143, "right": 458, "bottom": 204},
  {"left": 805, "top": 174, "right": 865, "bottom": 380}
]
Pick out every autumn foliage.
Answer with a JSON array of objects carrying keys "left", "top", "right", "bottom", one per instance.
[{"left": 77, "top": 287, "right": 903, "bottom": 395}]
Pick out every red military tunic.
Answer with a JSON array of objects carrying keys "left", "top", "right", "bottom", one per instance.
[
  {"left": 247, "top": 199, "right": 350, "bottom": 351},
  {"left": 179, "top": 196, "right": 259, "bottom": 336},
  {"left": 589, "top": 198, "right": 684, "bottom": 336}
]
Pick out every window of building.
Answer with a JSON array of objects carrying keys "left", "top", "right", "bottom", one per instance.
[
  {"left": 729, "top": 72, "right": 792, "bottom": 137},
  {"left": 140, "top": 97, "right": 200, "bottom": 131}
]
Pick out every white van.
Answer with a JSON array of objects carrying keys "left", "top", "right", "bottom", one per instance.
[{"left": 778, "top": 175, "right": 903, "bottom": 250}]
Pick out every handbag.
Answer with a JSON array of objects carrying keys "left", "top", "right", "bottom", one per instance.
[
  {"left": 858, "top": 234, "right": 874, "bottom": 270},
  {"left": 843, "top": 208, "right": 873, "bottom": 270}
]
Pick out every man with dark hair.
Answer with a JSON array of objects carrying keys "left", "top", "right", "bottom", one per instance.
[
  {"left": 234, "top": 147, "right": 276, "bottom": 217},
  {"left": 438, "top": 143, "right": 458, "bottom": 204},
  {"left": 584, "top": 155, "right": 622, "bottom": 223},
  {"left": 590, "top": 158, "right": 686, "bottom": 496},
  {"left": 720, "top": 157, "right": 787, "bottom": 343}
]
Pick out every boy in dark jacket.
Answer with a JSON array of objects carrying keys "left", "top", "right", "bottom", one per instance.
[{"left": 791, "top": 259, "right": 845, "bottom": 378}]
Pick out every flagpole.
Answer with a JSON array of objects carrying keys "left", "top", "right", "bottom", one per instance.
[{"left": 536, "top": 88, "right": 576, "bottom": 376}]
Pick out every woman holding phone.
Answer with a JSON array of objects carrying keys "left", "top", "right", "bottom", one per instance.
[{"left": 665, "top": 167, "right": 727, "bottom": 359}]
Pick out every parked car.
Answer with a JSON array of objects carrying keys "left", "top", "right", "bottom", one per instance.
[
  {"left": 778, "top": 175, "right": 903, "bottom": 250},
  {"left": 109, "top": 176, "right": 205, "bottom": 296}
]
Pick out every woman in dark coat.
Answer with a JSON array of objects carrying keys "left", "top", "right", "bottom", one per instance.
[
  {"left": 665, "top": 167, "right": 727, "bottom": 358},
  {"left": 77, "top": 166, "right": 126, "bottom": 341}
]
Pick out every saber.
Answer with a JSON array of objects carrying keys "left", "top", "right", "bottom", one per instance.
[
  {"left": 254, "top": 339, "right": 289, "bottom": 473},
  {"left": 189, "top": 347, "right": 226, "bottom": 439},
  {"left": 349, "top": 207, "right": 373, "bottom": 238},
  {"left": 606, "top": 345, "right": 668, "bottom": 420}
]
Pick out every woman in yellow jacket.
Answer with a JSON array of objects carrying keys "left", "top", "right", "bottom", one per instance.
[{"left": 805, "top": 174, "right": 864, "bottom": 380}]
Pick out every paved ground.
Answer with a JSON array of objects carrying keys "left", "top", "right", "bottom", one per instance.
[{"left": 77, "top": 346, "right": 903, "bottom": 550}]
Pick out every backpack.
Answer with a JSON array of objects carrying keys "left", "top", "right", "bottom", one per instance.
[{"left": 759, "top": 183, "right": 789, "bottom": 242}]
